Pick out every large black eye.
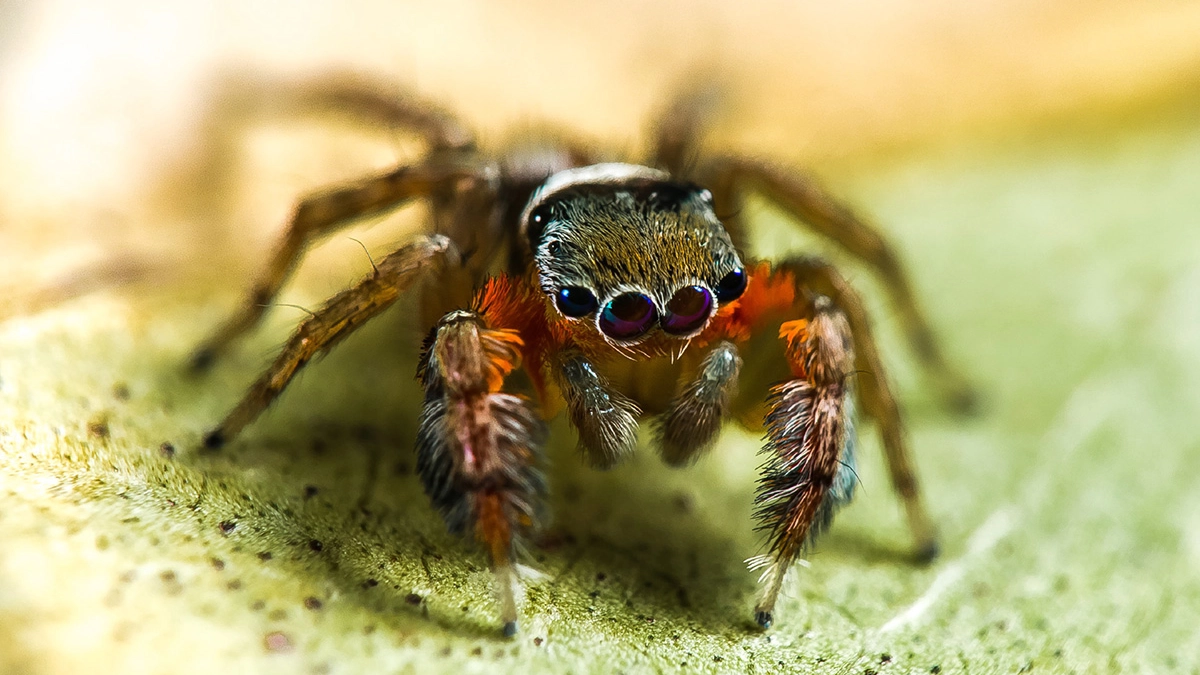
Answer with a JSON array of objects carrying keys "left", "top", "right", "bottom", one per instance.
[
  {"left": 555, "top": 287, "right": 598, "bottom": 317},
  {"left": 715, "top": 267, "right": 747, "bottom": 302},
  {"left": 662, "top": 285, "right": 714, "bottom": 335},
  {"left": 599, "top": 292, "right": 658, "bottom": 341}
]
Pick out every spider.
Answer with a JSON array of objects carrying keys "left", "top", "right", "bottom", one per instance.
[{"left": 189, "top": 75, "right": 974, "bottom": 637}]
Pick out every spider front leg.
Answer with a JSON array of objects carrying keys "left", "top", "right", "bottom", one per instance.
[
  {"left": 556, "top": 352, "right": 642, "bottom": 469},
  {"left": 749, "top": 290, "right": 861, "bottom": 629},
  {"left": 743, "top": 260, "right": 938, "bottom": 628},
  {"left": 784, "top": 258, "right": 938, "bottom": 560},
  {"left": 202, "top": 234, "right": 450, "bottom": 447},
  {"left": 416, "top": 310, "right": 547, "bottom": 637},
  {"left": 655, "top": 341, "right": 743, "bottom": 466}
]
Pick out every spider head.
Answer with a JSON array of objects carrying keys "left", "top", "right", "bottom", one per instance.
[{"left": 521, "top": 163, "right": 747, "bottom": 351}]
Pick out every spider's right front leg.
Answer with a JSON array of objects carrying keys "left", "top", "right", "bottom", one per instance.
[{"left": 416, "top": 310, "right": 547, "bottom": 637}]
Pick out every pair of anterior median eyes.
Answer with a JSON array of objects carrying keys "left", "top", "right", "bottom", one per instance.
[{"left": 553, "top": 268, "right": 748, "bottom": 341}]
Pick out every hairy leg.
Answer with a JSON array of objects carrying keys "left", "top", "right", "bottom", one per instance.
[
  {"left": 704, "top": 156, "right": 976, "bottom": 413},
  {"left": 655, "top": 341, "right": 742, "bottom": 466},
  {"left": 190, "top": 160, "right": 487, "bottom": 370},
  {"left": 748, "top": 291, "right": 859, "bottom": 629},
  {"left": 416, "top": 309, "right": 546, "bottom": 637},
  {"left": 556, "top": 352, "right": 641, "bottom": 469},
  {"left": 783, "top": 257, "right": 938, "bottom": 560},
  {"left": 202, "top": 234, "right": 450, "bottom": 447}
]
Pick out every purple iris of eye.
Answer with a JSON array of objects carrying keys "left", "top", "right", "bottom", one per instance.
[
  {"left": 599, "top": 292, "right": 657, "bottom": 340},
  {"left": 662, "top": 285, "right": 714, "bottom": 335}
]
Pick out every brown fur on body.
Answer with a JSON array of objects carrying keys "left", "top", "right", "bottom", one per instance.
[{"left": 196, "top": 77, "right": 961, "bottom": 634}]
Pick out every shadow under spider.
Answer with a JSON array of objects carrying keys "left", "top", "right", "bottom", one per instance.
[{"left": 173, "top": 301, "right": 911, "bottom": 638}]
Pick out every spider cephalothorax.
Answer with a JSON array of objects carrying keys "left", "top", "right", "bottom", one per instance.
[
  {"left": 192, "top": 75, "right": 973, "bottom": 637},
  {"left": 523, "top": 163, "right": 746, "bottom": 356}
]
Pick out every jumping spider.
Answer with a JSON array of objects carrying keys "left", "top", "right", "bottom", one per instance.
[{"left": 191, "top": 76, "right": 973, "bottom": 637}]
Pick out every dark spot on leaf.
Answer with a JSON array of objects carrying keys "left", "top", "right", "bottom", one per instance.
[
  {"left": 219, "top": 521, "right": 236, "bottom": 535},
  {"left": 88, "top": 417, "right": 110, "bottom": 438},
  {"left": 304, "top": 597, "right": 322, "bottom": 610},
  {"left": 308, "top": 539, "right": 324, "bottom": 552},
  {"left": 159, "top": 442, "right": 175, "bottom": 458},
  {"left": 257, "top": 552, "right": 273, "bottom": 562},
  {"left": 405, "top": 593, "right": 422, "bottom": 605}
]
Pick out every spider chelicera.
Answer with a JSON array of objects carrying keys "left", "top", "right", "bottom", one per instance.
[{"left": 189, "top": 74, "right": 974, "bottom": 637}]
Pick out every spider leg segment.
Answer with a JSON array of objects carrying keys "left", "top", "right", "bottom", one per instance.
[
  {"left": 189, "top": 160, "right": 490, "bottom": 370},
  {"left": 748, "top": 286, "right": 860, "bottom": 630},
  {"left": 782, "top": 258, "right": 938, "bottom": 561},
  {"left": 416, "top": 308, "right": 547, "bottom": 638},
  {"left": 202, "top": 234, "right": 450, "bottom": 448},
  {"left": 650, "top": 79, "right": 723, "bottom": 179},
  {"left": 703, "top": 157, "right": 977, "bottom": 414},
  {"left": 173, "top": 72, "right": 476, "bottom": 223},
  {"left": 654, "top": 341, "right": 742, "bottom": 466},
  {"left": 712, "top": 259, "right": 936, "bottom": 628},
  {"left": 556, "top": 352, "right": 642, "bottom": 469}
]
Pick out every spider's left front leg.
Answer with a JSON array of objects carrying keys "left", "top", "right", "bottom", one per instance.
[
  {"left": 416, "top": 289, "right": 548, "bottom": 637},
  {"left": 743, "top": 260, "right": 937, "bottom": 629},
  {"left": 747, "top": 288, "right": 861, "bottom": 629}
]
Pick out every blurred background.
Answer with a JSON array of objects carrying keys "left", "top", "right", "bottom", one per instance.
[
  {"left": 3, "top": 0, "right": 1198, "bottom": 295},
  {"left": 2, "top": 1, "right": 1199, "bottom": 673}
]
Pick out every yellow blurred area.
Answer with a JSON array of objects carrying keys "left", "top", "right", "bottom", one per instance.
[
  {"left": 0, "top": 0, "right": 1196, "bottom": 308},
  {"left": 2, "top": 0, "right": 1199, "bottom": 225},
  {"left": 0, "top": 0, "right": 1196, "bottom": 297}
]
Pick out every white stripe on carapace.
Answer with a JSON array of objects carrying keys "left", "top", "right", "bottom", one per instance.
[{"left": 519, "top": 163, "right": 669, "bottom": 228}]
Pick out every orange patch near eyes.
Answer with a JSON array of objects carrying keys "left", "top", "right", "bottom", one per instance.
[
  {"left": 479, "top": 328, "right": 524, "bottom": 392},
  {"left": 778, "top": 319, "right": 811, "bottom": 378},
  {"left": 700, "top": 261, "right": 797, "bottom": 346},
  {"left": 472, "top": 273, "right": 558, "bottom": 400},
  {"left": 778, "top": 319, "right": 808, "bottom": 345}
]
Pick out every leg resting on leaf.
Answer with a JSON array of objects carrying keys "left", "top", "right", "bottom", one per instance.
[
  {"left": 416, "top": 310, "right": 546, "bottom": 636},
  {"left": 751, "top": 294, "right": 858, "bottom": 629},
  {"left": 202, "top": 234, "right": 449, "bottom": 448}
]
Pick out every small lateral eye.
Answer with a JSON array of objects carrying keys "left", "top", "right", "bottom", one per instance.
[
  {"left": 715, "top": 267, "right": 748, "bottom": 302},
  {"left": 555, "top": 287, "right": 598, "bottom": 317},
  {"left": 530, "top": 204, "right": 553, "bottom": 224}
]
